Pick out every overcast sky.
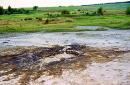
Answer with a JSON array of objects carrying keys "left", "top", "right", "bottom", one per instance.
[{"left": 0, "top": 0, "right": 129, "bottom": 8}]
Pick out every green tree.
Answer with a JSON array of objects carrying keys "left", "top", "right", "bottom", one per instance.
[
  {"left": 7, "top": 6, "right": 13, "bottom": 14},
  {"left": 18, "top": 8, "right": 25, "bottom": 14},
  {"left": 33, "top": 6, "right": 38, "bottom": 11},
  {"left": 0, "top": 6, "right": 4, "bottom": 15},
  {"left": 97, "top": 7, "right": 103, "bottom": 15},
  {"left": 126, "top": 6, "right": 130, "bottom": 15},
  {"left": 61, "top": 10, "right": 70, "bottom": 15}
]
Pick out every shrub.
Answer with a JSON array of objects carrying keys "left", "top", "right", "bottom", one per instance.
[
  {"left": 77, "top": 9, "right": 81, "bottom": 11},
  {"left": 97, "top": 7, "right": 103, "bottom": 15},
  {"left": 36, "top": 17, "right": 42, "bottom": 21},
  {"left": 65, "top": 19, "right": 73, "bottom": 22},
  {"left": 24, "top": 17, "right": 33, "bottom": 21},
  {"left": 44, "top": 19, "right": 49, "bottom": 24},
  {"left": 61, "top": 10, "right": 70, "bottom": 15},
  {"left": 126, "top": 6, "right": 130, "bottom": 15},
  {"left": 0, "top": 6, "right": 4, "bottom": 15},
  {"left": 19, "top": 8, "right": 25, "bottom": 13},
  {"left": 33, "top": 6, "right": 38, "bottom": 11},
  {"left": 91, "top": 12, "right": 97, "bottom": 16},
  {"left": 4, "top": 6, "right": 30, "bottom": 14},
  {"left": 7, "top": 6, "right": 13, "bottom": 14},
  {"left": 85, "top": 12, "right": 89, "bottom": 15}
]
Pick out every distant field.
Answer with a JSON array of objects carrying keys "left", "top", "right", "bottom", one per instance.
[{"left": 38, "top": 2, "right": 130, "bottom": 11}]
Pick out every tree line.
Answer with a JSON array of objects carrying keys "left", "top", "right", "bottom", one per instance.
[
  {"left": 126, "top": 6, "right": 130, "bottom": 15},
  {"left": 61, "top": 7, "right": 130, "bottom": 15},
  {"left": 0, "top": 6, "right": 38, "bottom": 15},
  {"left": 0, "top": 5, "right": 130, "bottom": 15},
  {"left": 61, "top": 7, "right": 104, "bottom": 16}
]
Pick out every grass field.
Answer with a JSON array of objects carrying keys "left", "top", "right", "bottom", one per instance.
[
  {"left": 39, "top": 2, "right": 130, "bottom": 11},
  {"left": 0, "top": 1, "right": 130, "bottom": 32}
]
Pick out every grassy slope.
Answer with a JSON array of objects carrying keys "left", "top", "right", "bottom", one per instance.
[
  {"left": 39, "top": 2, "right": 130, "bottom": 11},
  {"left": 0, "top": 2, "right": 130, "bottom": 32}
]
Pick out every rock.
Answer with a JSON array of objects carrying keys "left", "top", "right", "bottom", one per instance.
[
  {"left": 67, "top": 43, "right": 81, "bottom": 50},
  {"left": 65, "top": 43, "right": 85, "bottom": 56},
  {"left": 66, "top": 50, "right": 84, "bottom": 56},
  {"left": 3, "top": 41, "right": 8, "bottom": 43}
]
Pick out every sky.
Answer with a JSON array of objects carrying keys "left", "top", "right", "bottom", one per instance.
[{"left": 0, "top": 0, "right": 129, "bottom": 8}]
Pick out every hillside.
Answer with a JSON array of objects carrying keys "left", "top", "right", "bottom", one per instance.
[{"left": 38, "top": 1, "right": 130, "bottom": 11}]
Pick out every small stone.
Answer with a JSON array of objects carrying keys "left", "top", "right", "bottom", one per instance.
[{"left": 3, "top": 41, "right": 8, "bottom": 43}]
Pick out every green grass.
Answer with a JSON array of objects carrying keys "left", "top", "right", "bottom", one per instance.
[
  {"left": 74, "top": 15, "right": 130, "bottom": 29},
  {"left": 0, "top": 2, "right": 130, "bottom": 32},
  {"left": 38, "top": 2, "right": 130, "bottom": 11},
  {"left": 0, "top": 15, "right": 130, "bottom": 32}
]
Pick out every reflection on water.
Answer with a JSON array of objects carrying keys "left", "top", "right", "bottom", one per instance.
[{"left": 75, "top": 26, "right": 110, "bottom": 30}]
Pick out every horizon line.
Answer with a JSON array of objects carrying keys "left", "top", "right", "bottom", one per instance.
[{"left": 1, "top": 0, "right": 129, "bottom": 9}]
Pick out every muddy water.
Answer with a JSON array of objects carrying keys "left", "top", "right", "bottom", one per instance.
[
  {"left": 0, "top": 30, "right": 130, "bottom": 49},
  {"left": 75, "top": 26, "right": 110, "bottom": 30},
  {"left": 0, "top": 30, "right": 130, "bottom": 85}
]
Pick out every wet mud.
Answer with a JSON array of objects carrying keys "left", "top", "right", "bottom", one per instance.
[{"left": 0, "top": 44, "right": 130, "bottom": 85}]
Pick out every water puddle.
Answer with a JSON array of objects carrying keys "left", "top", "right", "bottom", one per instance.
[{"left": 75, "top": 26, "right": 110, "bottom": 30}]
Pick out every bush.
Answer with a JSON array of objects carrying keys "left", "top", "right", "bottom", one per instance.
[
  {"left": 0, "top": 6, "right": 4, "bottom": 15},
  {"left": 0, "top": 6, "right": 30, "bottom": 15},
  {"left": 91, "top": 12, "right": 97, "bottom": 16},
  {"left": 36, "top": 17, "right": 42, "bottom": 21},
  {"left": 126, "top": 6, "right": 130, "bottom": 15},
  {"left": 44, "top": 19, "right": 49, "bottom": 24},
  {"left": 7, "top": 6, "right": 13, "bottom": 14},
  {"left": 33, "top": 6, "right": 38, "bottom": 11},
  {"left": 61, "top": 10, "right": 70, "bottom": 15},
  {"left": 65, "top": 19, "right": 73, "bottom": 22},
  {"left": 85, "top": 12, "right": 89, "bottom": 15},
  {"left": 24, "top": 17, "right": 33, "bottom": 21},
  {"left": 97, "top": 7, "right": 103, "bottom": 15},
  {"left": 18, "top": 8, "right": 26, "bottom": 14}
]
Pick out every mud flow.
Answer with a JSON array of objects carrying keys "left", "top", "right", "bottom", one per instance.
[
  {"left": 0, "top": 30, "right": 130, "bottom": 85},
  {"left": 0, "top": 44, "right": 130, "bottom": 85}
]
